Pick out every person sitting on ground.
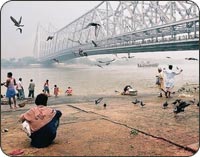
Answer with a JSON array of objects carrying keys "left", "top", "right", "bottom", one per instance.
[
  {"left": 19, "top": 93, "right": 62, "bottom": 148},
  {"left": 122, "top": 85, "right": 133, "bottom": 95},
  {"left": 65, "top": 86, "right": 73, "bottom": 96}
]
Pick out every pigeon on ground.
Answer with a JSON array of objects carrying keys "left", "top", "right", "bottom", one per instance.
[
  {"left": 172, "top": 99, "right": 181, "bottom": 105},
  {"left": 95, "top": 97, "right": 103, "bottom": 105},
  {"left": 163, "top": 101, "right": 168, "bottom": 109},
  {"left": 173, "top": 101, "right": 191, "bottom": 114},
  {"left": 132, "top": 99, "right": 141, "bottom": 104},
  {"left": 140, "top": 101, "right": 146, "bottom": 107},
  {"left": 187, "top": 98, "right": 195, "bottom": 104}
]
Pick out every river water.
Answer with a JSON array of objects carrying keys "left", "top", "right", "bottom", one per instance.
[{"left": 1, "top": 50, "right": 199, "bottom": 97}]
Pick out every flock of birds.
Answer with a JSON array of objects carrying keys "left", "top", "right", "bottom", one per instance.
[
  {"left": 132, "top": 97, "right": 199, "bottom": 116},
  {"left": 10, "top": 16, "right": 100, "bottom": 46},
  {"left": 10, "top": 16, "right": 135, "bottom": 67},
  {"left": 93, "top": 95, "right": 199, "bottom": 117}
]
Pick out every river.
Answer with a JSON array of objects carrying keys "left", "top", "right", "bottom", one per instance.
[{"left": 1, "top": 50, "right": 199, "bottom": 97}]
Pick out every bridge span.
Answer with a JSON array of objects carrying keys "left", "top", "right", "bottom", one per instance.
[{"left": 33, "top": 1, "right": 199, "bottom": 63}]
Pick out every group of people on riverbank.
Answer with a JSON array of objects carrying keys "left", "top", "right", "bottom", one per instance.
[
  {"left": 43, "top": 79, "right": 73, "bottom": 97},
  {"left": 2, "top": 72, "right": 74, "bottom": 109},
  {"left": 1, "top": 65, "right": 183, "bottom": 150},
  {"left": 2, "top": 73, "right": 63, "bottom": 149},
  {"left": 156, "top": 64, "right": 183, "bottom": 98},
  {"left": 1, "top": 72, "right": 36, "bottom": 109}
]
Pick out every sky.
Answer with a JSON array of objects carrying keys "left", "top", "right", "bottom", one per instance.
[
  {"left": 1, "top": 0, "right": 200, "bottom": 60},
  {"left": 1, "top": 1, "right": 101, "bottom": 59}
]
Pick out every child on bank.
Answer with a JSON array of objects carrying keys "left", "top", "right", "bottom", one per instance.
[
  {"left": 65, "top": 87, "right": 73, "bottom": 96},
  {"left": 54, "top": 85, "right": 59, "bottom": 97}
]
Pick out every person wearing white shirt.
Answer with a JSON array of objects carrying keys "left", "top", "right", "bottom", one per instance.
[
  {"left": 163, "top": 65, "right": 183, "bottom": 98},
  {"left": 16, "top": 78, "right": 25, "bottom": 99}
]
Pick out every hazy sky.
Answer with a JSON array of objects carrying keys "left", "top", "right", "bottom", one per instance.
[
  {"left": 1, "top": 1, "right": 101, "bottom": 59},
  {"left": 1, "top": 0, "right": 200, "bottom": 59}
]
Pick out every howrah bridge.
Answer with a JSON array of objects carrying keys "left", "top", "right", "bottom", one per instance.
[{"left": 33, "top": 1, "right": 199, "bottom": 63}]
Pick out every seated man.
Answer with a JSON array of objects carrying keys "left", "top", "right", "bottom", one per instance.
[
  {"left": 121, "top": 85, "right": 137, "bottom": 96},
  {"left": 19, "top": 93, "right": 62, "bottom": 148},
  {"left": 122, "top": 85, "right": 132, "bottom": 95}
]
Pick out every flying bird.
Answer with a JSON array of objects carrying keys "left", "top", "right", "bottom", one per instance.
[
  {"left": 10, "top": 16, "right": 24, "bottom": 27},
  {"left": 98, "top": 59, "right": 115, "bottom": 64},
  {"left": 91, "top": 40, "right": 98, "bottom": 47},
  {"left": 84, "top": 22, "right": 101, "bottom": 29},
  {"left": 162, "top": 101, "right": 168, "bottom": 109},
  {"left": 84, "top": 22, "right": 101, "bottom": 37},
  {"left": 16, "top": 28, "right": 22, "bottom": 34},
  {"left": 95, "top": 97, "right": 103, "bottom": 105},
  {"left": 78, "top": 48, "right": 87, "bottom": 57},
  {"left": 47, "top": 36, "right": 54, "bottom": 41},
  {"left": 52, "top": 58, "right": 59, "bottom": 63},
  {"left": 128, "top": 53, "right": 134, "bottom": 58},
  {"left": 95, "top": 64, "right": 103, "bottom": 68},
  {"left": 121, "top": 56, "right": 128, "bottom": 61},
  {"left": 68, "top": 38, "right": 82, "bottom": 45}
]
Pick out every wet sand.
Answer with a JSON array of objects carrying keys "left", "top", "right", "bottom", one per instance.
[{"left": 1, "top": 87, "right": 199, "bottom": 156}]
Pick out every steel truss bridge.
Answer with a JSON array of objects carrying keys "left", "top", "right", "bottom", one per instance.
[{"left": 33, "top": 1, "right": 199, "bottom": 63}]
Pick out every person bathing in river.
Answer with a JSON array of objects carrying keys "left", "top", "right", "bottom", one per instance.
[
  {"left": 54, "top": 85, "right": 59, "bottom": 97},
  {"left": 43, "top": 80, "right": 50, "bottom": 96},
  {"left": 65, "top": 86, "right": 73, "bottom": 96}
]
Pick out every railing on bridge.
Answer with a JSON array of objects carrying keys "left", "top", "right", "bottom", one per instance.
[{"left": 33, "top": 1, "right": 199, "bottom": 62}]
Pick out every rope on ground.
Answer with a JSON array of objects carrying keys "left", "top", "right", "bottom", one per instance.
[{"left": 101, "top": 117, "right": 196, "bottom": 154}]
